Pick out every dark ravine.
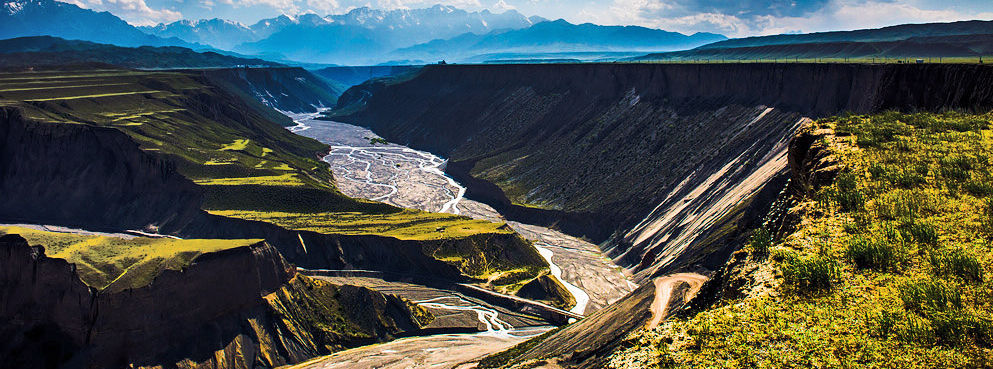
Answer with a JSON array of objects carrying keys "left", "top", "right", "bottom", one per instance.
[{"left": 329, "top": 63, "right": 993, "bottom": 280}]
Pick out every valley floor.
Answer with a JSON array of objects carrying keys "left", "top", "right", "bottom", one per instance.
[{"left": 288, "top": 113, "right": 637, "bottom": 365}]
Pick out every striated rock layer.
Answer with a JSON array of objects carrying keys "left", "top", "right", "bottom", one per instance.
[{"left": 331, "top": 63, "right": 993, "bottom": 280}]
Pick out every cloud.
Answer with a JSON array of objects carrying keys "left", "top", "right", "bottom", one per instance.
[
  {"left": 226, "top": 0, "right": 301, "bottom": 13},
  {"left": 305, "top": 0, "right": 340, "bottom": 13},
  {"left": 608, "top": 0, "right": 993, "bottom": 37},
  {"left": 369, "top": 0, "right": 480, "bottom": 10},
  {"left": 492, "top": 0, "right": 514, "bottom": 11},
  {"left": 62, "top": 0, "right": 183, "bottom": 25}
]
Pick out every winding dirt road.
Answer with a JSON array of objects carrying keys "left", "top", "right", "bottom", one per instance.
[{"left": 648, "top": 273, "right": 708, "bottom": 329}]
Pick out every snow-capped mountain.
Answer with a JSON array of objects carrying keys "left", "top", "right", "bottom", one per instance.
[
  {"left": 141, "top": 5, "right": 543, "bottom": 64},
  {"left": 140, "top": 18, "right": 254, "bottom": 50},
  {"left": 0, "top": 0, "right": 193, "bottom": 47}
]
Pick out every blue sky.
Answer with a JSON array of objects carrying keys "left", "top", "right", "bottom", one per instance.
[{"left": 60, "top": 0, "right": 993, "bottom": 37}]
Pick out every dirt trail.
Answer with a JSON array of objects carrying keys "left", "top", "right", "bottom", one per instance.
[{"left": 648, "top": 273, "right": 708, "bottom": 329}]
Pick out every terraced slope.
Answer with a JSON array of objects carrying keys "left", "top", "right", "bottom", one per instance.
[{"left": 0, "top": 67, "right": 551, "bottom": 295}]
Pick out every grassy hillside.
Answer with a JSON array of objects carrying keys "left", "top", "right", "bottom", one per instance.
[
  {"left": 609, "top": 111, "right": 993, "bottom": 368},
  {"left": 0, "top": 226, "right": 261, "bottom": 293},
  {"left": 0, "top": 68, "right": 369, "bottom": 211},
  {"left": 0, "top": 36, "right": 280, "bottom": 69},
  {"left": 0, "top": 68, "right": 549, "bottom": 293}
]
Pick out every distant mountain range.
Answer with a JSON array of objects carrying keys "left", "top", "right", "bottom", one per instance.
[
  {"left": 0, "top": 36, "right": 280, "bottom": 69},
  {"left": 632, "top": 20, "right": 993, "bottom": 62},
  {"left": 0, "top": 0, "right": 727, "bottom": 65},
  {"left": 141, "top": 5, "right": 545, "bottom": 64},
  {"left": 141, "top": 6, "right": 545, "bottom": 52},
  {"left": 391, "top": 19, "right": 727, "bottom": 63},
  {"left": 0, "top": 0, "right": 194, "bottom": 48}
]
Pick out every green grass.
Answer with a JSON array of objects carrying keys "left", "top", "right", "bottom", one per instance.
[
  {"left": 609, "top": 111, "right": 993, "bottom": 368},
  {"left": 208, "top": 209, "right": 515, "bottom": 241},
  {"left": 0, "top": 226, "right": 261, "bottom": 293},
  {"left": 0, "top": 69, "right": 551, "bottom": 297}
]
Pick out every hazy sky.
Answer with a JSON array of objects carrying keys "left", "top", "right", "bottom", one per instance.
[{"left": 61, "top": 0, "right": 993, "bottom": 37}]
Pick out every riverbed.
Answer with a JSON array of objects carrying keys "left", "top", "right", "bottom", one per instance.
[{"left": 288, "top": 112, "right": 635, "bottom": 367}]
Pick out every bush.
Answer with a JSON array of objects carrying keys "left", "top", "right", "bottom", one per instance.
[
  {"left": 874, "top": 189, "right": 941, "bottom": 220},
  {"left": 898, "top": 279, "right": 963, "bottom": 315},
  {"left": 826, "top": 171, "right": 865, "bottom": 212},
  {"left": 930, "top": 249, "right": 984, "bottom": 283},
  {"left": 895, "top": 314, "right": 936, "bottom": 345},
  {"left": 746, "top": 227, "right": 772, "bottom": 256},
  {"left": 782, "top": 254, "right": 839, "bottom": 293},
  {"left": 899, "top": 219, "right": 938, "bottom": 246},
  {"left": 845, "top": 236, "right": 902, "bottom": 272}
]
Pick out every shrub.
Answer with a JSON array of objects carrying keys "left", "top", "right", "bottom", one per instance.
[
  {"left": 874, "top": 189, "right": 941, "bottom": 220},
  {"left": 899, "top": 219, "right": 938, "bottom": 246},
  {"left": 963, "top": 179, "right": 993, "bottom": 196},
  {"left": 938, "top": 154, "right": 973, "bottom": 182},
  {"left": 782, "top": 254, "right": 839, "bottom": 293},
  {"left": 895, "top": 314, "right": 936, "bottom": 345},
  {"left": 898, "top": 279, "right": 963, "bottom": 315},
  {"left": 930, "top": 249, "right": 984, "bottom": 283},
  {"left": 746, "top": 227, "right": 772, "bottom": 256},
  {"left": 870, "top": 309, "right": 901, "bottom": 337},
  {"left": 846, "top": 236, "right": 902, "bottom": 272},
  {"left": 826, "top": 171, "right": 865, "bottom": 212}
]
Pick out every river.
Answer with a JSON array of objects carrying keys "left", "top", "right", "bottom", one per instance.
[{"left": 287, "top": 112, "right": 634, "bottom": 368}]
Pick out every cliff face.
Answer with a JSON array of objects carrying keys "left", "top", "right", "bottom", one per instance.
[
  {"left": 202, "top": 67, "right": 339, "bottom": 114},
  {"left": 0, "top": 233, "right": 431, "bottom": 369},
  {"left": 0, "top": 107, "right": 204, "bottom": 234},
  {"left": 331, "top": 63, "right": 993, "bottom": 280},
  {"left": 0, "top": 107, "right": 482, "bottom": 282},
  {"left": 0, "top": 233, "right": 288, "bottom": 368}
]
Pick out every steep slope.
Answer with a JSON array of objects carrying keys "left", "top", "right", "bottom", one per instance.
[
  {"left": 0, "top": 231, "right": 432, "bottom": 368},
  {"left": 0, "top": 36, "right": 279, "bottom": 69},
  {"left": 312, "top": 65, "right": 421, "bottom": 89},
  {"left": 0, "top": 0, "right": 193, "bottom": 47},
  {"left": 609, "top": 111, "right": 993, "bottom": 368},
  {"left": 201, "top": 67, "right": 339, "bottom": 113},
  {"left": 0, "top": 68, "right": 551, "bottom": 296},
  {"left": 329, "top": 63, "right": 993, "bottom": 285}
]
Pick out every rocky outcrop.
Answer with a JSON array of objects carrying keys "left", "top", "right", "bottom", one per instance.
[
  {"left": 330, "top": 63, "right": 993, "bottom": 281},
  {"left": 787, "top": 122, "right": 841, "bottom": 197},
  {"left": 0, "top": 233, "right": 432, "bottom": 369}
]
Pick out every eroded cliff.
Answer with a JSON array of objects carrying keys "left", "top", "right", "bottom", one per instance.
[
  {"left": 0, "top": 233, "right": 432, "bottom": 368},
  {"left": 330, "top": 63, "right": 993, "bottom": 281}
]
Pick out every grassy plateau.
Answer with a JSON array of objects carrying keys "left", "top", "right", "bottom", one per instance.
[{"left": 0, "top": 225, "right": 261, "bottom": 293}]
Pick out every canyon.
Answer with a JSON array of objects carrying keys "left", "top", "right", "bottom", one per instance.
[{"left": 3, "top": 60, "right": 993, "bottom": 369}]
